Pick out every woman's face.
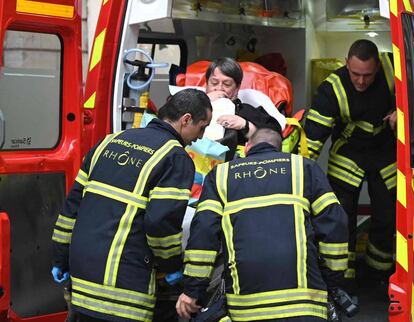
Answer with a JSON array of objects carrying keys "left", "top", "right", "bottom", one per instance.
[{"left": 206, "top": 67, "right": 240, "bottom": 100}]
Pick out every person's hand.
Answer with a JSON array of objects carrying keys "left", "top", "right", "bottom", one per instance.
[
  {"left": 51, "top": 266, "right": 69, "bottom": 283},
  {"left": 207, "top": 90, "right": 228, "bottom": 101},
  {"left": 383, "top": 111, "right": 397, "bottom": 131},
  {"left": 217, "top": 115, "right": 246, "bottom": 130},
  {"left": 176, "top": 293, "right": 201, "bottom": 319}
]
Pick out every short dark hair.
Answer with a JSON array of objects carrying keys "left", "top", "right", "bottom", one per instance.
[
  {"left": 248, "top": 128, "right": 282, "bottom": 151},
  {"left": 205, "top": 57, "right": 243, "bottom": 87},
  {"left": 158, "top": 88, "right": 212, "bottom": 123},
  {"left": 348, "top": 39, "right": 379, "bottom": 63}
]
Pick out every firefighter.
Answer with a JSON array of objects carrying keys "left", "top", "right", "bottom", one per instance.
[
  {"left": 303, "top": 39, "right": 396, "bottom": 293},
  {"left": 176, "top": 128, "right": 349, "bottom": 321},
  {"left": 51, "top": 88, "right": 212, "bottom": 322}
]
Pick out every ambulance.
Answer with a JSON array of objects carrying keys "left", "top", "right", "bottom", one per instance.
[{"left": 0, "top": 1, "right": 412, "bottom": 321}]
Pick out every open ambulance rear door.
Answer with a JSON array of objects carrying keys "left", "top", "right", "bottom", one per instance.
[
  {"left": 388, "top": 0, "right": 414, "bottom": 321},
  {"left": 0, "top": 0, "right": 82, "bottom": 320}
]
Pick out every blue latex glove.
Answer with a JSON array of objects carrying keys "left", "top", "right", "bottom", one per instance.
[
  {"left": 51, "top": 266, "right": 69, "bottom": 283},
  {"left": 165, "top": 271, "right": 183, "bottom": 286}
]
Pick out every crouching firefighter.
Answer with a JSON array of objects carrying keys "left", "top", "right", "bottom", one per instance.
[
  {"left": 51, "top": 89, "right": 212, "bottom": 322},
  {"left": 176, "top": 128, "right": 356, "bottom": 322}
]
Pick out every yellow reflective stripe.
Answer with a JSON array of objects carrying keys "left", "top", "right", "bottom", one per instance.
[
  {"left": 75, "top": 169, "right": 88, "bottom": 186},
  {"left": 328, "top": 164, "right": 363, "bottom": 188},
  {"left": 149, "top": 187, "right": 190, "bottom": 200},
  {"left": 71, "top": 293, "right": 153, "bottom": 322},
  {"left": 329, "top": 153, "right": 364, "bottom": 177},
  {"left": 404, "top": 0, "right": 413, "bottom": 12},
  {"left": 52, "top": 229, "right": 71, "bottom": 244},
  {"left": 184, "top": 249, "right": 217, "bottom": 263},
  {"left": 134, "top": 140, "right": 181, "bottom": 196},
  {"left": 89, "top": 29, "right": 106, "bottom": 71},
  {"left": 216, "top": 163, "right": 229, "bottom": 204},
  {"left": 151, "top": 246, "right": 182, "bottom": 259},
  {"left": 72, "top": 276, "right": 155, "bottom": 307},
  {"left": 16, "top": 0, "right": 74, "bottom": 18},
  {"left": 184, "top": 263, "right": 214, "bottom": 278},
  {"left": 311, "top": 192, "right": 339, "bottom": 216},
  {"left": 367, "top": 240, "right": 393, "bottom": 260},
  {"left": 393, "top": 44, "right": 402, "bottom": 81},
  {"left": 380, "top": 52, "right": 395, "bottom": 92},
  {"left": 365, "top": 254, "right": 394, "bottom": 271},
  {"left": 390, "top": 0, "right": 397, "bottom": 16},
  {"left": 84, "top": 92, "right": 96, "bottom": 109},
  {"left": 148, "top": 269, "right": 156, "bottom": 295},
  {"left": 89, "top": 132, "right": 122, "bottom": 176},
  {"left": 319, "top": 242, "right": 348, "bottom": 256},
  {"left": 226, "top": 288, "right": 327, "bottom": 306},
  {"left": 291, "top": 154, "right": 307, "bottom": 289},
  {"left": 306, "top": 138, "right": 323, "bottom": 152},
  {"left": 306, "top": 109, "right": 334, "bottom": 128},
  {"left": 55, "top": 214, "right": 76, "bottom": 230},
  {"left": 85, "top": 180, "right": 148, "bottom": 209},
  {"left": 396, "top": 231, "right": 408, "bottom": 272},
  {"left": 354, "top": 120, "right": 374, "bottom": 133},
  {"left": 224, "top": 194, "right": 310, "bottom": 215},
  {"left": 228, "top": 303, "right": 327, "bottom": 320},
  {"left": 345, "top": 269, "right": 355, "bottom": 279},
  {"left": 380, "top": 162, "right": 397, "bottom": 182},
  {"left": 397, "top": 169, "right": 407, "bottom": 208},
  {"left": 146, "top": 231, "right": 182, "bottom": 248},
  {"left": 196, "top": 199, "right": 223, "bottom": 215},
  {"left": 219, "top": 317, "right": 231, "bottom": 322},
  {"left": 217, "top": 163, "right": 239, "bottom": 294},
  {"left": 323, "top": 258, "right": 348, "bottom": 271},
  {"left": 326, "top": 74, "right": 351, "bottom": 122},
  {"left": 385, "top": 175, "right": 397, "bottom": 190},
  {"left": 223, "top": 213, "right": 239, "bottom": 294},
  {"left": 330, "top": 137, "right": 346, "bottom": 154},
  {"left": 397, "top": 108, "right": 405, "bottom": 144},
  {"left": 104, "top": 140, "right": 180, "bottom": 286}
]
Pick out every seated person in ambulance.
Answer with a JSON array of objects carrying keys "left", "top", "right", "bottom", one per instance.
[{"left": 205, "top": 57, "right": 282, "bottom": 151}]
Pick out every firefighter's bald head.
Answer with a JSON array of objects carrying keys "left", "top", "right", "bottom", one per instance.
[{"left": 245, "top": 128, "right": 282, "bottom": 155}]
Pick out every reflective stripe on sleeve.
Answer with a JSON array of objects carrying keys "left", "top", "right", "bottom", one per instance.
[
  {"left": 184, "top": 263, "right": 214, "bottom": 278},
  {"left": 75, "top": 169, "right": 89, "bottom": 186},
  {"left": 196, "top": 199, "right": 223, "bottom": 216},
  {"left": 311, "top": 192, "right": 339, "bottom": 216},
  {"left": 184, "top": 249, "right": 217, "bottom": 264},
  {"left": 306, "top": 109, "right": 335, "bottom": 128},
  {"left": 149, "top": 187, "right": 190, "bottom": 200},
  {"left": 319, "top": 242, "right": 348, "bottom": 256}
]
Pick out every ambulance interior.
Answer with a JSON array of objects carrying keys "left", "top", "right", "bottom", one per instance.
[{"left": 114, "top": 1, "right": 393, "bottom": 321}]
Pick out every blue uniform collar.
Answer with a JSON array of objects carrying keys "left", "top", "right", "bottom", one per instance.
[
  {"left": 246, "top": 142, "right": 279, "bottom": 156},
  {"left": 147, "top": 118, "right": 185, "bottom": 146}
]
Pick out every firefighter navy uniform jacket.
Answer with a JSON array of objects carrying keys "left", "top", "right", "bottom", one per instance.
[
  {"left": 183, "top": 143, "right": 348, "bottom": 321},
  {"left": 52, "top": 119, "right": 194, "bottom": 322},
  {"left": 305, "top": 59, "right": 396, "bottom": 192}
]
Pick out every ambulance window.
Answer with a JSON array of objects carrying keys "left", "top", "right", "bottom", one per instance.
[
  {"left": 0, "top": 30, "right": 61, "bottom": 150},
  {"left": 402, "top": 13, "right": 414, "bottom": 167}
]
